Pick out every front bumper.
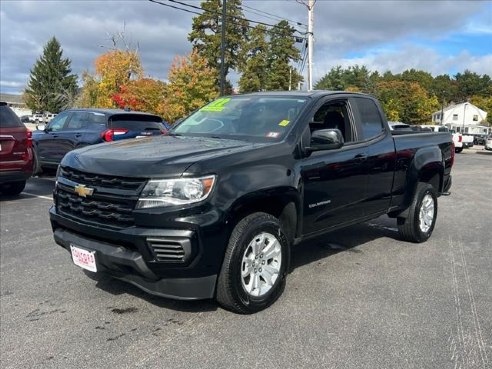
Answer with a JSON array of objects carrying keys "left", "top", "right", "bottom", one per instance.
[{"left": 50, "top": 206, "right": 228, "bottom": 300}]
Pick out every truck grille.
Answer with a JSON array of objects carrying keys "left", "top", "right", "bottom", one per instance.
[
  {"left": 56, "top": 166, "right": 146, "bottom": 228},
  {"left": 59, "top": 167, "right": 144, "bottom": 191}
]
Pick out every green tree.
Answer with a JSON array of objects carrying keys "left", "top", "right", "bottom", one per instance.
[
  {"left": 400, "top": 69, "right": 434, "bottom": 91},
  {"left": 161, "top": 49, "right": 219, "bottom": 123},
  {"left": 188, "top": 0, "right": 248, "bottom": 83},
  {"left": 455, "top": 70, "right": 492, "bottom": 101},
  {"left": 376, "top": 80, "right": 439, "bottom": 124},
  {"left": 315, "top": 65, "right": 372, "bottom": 92},
  {"left": 265, "top": 20, "right": 302, "bottom": 90},
  {"left": 429, "top": 74, "right": 459, "bottom": 105},
  {"left": 314, "top": 66, "right": 346, "bottom": 90},
  {"left": 24, "top": 37, "right": 78, "bottom": 113},
  {"left": 238, "top": 25, "right": 269, "bottom": 92}
]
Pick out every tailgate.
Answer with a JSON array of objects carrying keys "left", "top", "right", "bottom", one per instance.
[{"left": 0, "top": 127, "right": 29, "bottom": 162}]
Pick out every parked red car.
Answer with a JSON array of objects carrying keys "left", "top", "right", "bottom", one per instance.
[{"left": 0, "top": 102, "right": 33, "bottom": 195}]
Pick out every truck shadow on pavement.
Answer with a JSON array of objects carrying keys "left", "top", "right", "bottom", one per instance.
[
  {"left": 86, "top": 216, "right": 401, "bottom": 313},
  {"left": 291, "top": 215, "right": 401, "bottom": 271}
]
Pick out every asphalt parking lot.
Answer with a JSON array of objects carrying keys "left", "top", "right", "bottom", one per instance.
[{"left": 1, "top": 148, "right": 491, "bottom": 369}]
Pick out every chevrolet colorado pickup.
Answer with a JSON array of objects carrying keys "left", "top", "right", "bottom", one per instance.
[{"left": 49, "top": 91, "right": 454, "bottom": 313}]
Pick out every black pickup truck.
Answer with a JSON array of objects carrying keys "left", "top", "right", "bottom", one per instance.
[{"left": 49, "top": 91, "right": 453, "bottom": 313}]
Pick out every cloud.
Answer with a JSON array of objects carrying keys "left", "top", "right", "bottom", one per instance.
[{"left": 0, "top": 0, "right": 490, "bottom": 94}]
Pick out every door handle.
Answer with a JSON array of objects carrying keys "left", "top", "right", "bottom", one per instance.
[
  {"left": 354, "top": 154, "right": 368, "bottom": 162},
  {"left": 75, "top": 134, "right": 82, "bottom": 138}
]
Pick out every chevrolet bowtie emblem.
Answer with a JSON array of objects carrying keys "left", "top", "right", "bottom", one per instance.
[{"left": 74, "top": 184, "right": 94, "bottom": 197}]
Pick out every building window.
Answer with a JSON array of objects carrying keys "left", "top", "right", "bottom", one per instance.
[
  {"left": 473, "top": 115, "right": 478, "bottom": 121},
  {"left": 453, "top": 114, "right": 458, "bottom": 121}
]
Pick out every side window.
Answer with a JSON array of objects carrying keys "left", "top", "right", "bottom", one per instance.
[
  {"left": 47, "top": 112, "right": 70, "bottom": 132},
  {"left": 354, "top": 98, "right": 384, "bottom": 140},
  {"left": 87, "top": 112, "right": 107, "bottom": 129},
  {"left": 309, "top": 100, "right": 352, "bottom": 142},
  {"left": 66, "top": 112, "right": 88, "bottom": 129}
]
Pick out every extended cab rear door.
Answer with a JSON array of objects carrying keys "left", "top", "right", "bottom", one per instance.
[{"left": 350, "top": 97, "right": 395, "bottom": 216}]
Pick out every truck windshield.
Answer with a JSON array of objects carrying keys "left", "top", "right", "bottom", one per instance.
[{"left": 171, "top": 96, "right": 307, "bottom": 141}]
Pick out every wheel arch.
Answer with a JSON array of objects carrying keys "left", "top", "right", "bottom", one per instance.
[
  {"left": 225, "top": 187, "right": 301, "bottom": 246},
  {"left": 390, "top": 147, "right": 444, "bottom": 219}
]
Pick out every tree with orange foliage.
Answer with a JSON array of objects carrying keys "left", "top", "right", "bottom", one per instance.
[
  {"left": 160, "top": 49, "right": 219, "bottom": 123},
  {"left": 80, "top": 49, "right": 143, "bottom": 108},
  {"left": 112, "top": 78, "right": 166, "bottom": 115}
]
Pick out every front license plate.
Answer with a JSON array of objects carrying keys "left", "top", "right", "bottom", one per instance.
[{"left": 70, "top": 245, "right": 97, "bottom": 272}]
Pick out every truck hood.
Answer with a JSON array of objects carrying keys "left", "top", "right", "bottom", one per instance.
[{"left": 61, "top": 135, "right": 257, "bottom": 178}]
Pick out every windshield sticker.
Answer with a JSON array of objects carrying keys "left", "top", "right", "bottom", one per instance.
[
  {"left": 278, "top": 119, "right": 290, "bottom": 127},
  {"left": 200, "top": 98, "right": 231, "bottom": 112},
  {"left": 266, "top": 132, "right": 280, "bottom": 138}
]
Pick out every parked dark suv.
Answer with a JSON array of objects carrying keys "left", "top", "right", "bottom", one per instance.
[
  {"left": 0, "top": 102, "right": 34, "bottom": 195},
  {"left": 32, "top": 108, "right": 166, "bottom": 173}
]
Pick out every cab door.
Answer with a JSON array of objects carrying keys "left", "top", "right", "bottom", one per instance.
[
  {"left": 299, "top": 98, "right": 369, "bottom": 235},
  {"left": 35, "top": 111, "right": 71, "bottom": 165}
]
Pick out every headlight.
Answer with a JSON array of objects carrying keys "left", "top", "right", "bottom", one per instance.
[{"left": 136, "top": 175, "right": 216, "bottom": 209}]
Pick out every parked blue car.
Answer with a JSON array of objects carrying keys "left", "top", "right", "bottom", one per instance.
[{"left": 32, "top": 108, "right": 167, "bottom": 173}]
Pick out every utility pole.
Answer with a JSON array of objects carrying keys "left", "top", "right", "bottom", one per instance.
[
  {"left": 219, "top": 0, "right": 227, "bottom": 96},
  {"left": 307, "top": 0, "right": 314, "bottom": 90}
]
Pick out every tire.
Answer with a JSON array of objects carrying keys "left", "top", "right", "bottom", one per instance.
[
  {"left": 397, "top": 183, "right": 438, "bottom": 243},
  {"left": 216, "top": 212, "right": 290, "bottom": 314},
  {"left": 1, "top": 181, "right": 26, "bottom": 196},
  {"left": 32, "top": 149, "right": 43, "bottom": 175},
  {"left": 455, "top": 147, "right": 463, "bottom": 153}
]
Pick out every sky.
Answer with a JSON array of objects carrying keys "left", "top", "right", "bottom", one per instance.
[{"left": 1, "top": 0, "right": 491, "bottom": 95}]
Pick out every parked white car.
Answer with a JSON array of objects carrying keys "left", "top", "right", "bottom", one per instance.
[
  {"left": 461, "top": 134, "right": 474, "bottom": 149},
  {"left": 485, "top": 136, "right": 492, "bottom": 151},
  {"left": 420, "top": 125, "right": 463, "bottom": 153}
]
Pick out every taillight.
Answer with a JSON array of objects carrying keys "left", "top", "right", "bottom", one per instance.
[
  {"left": 160, "top": 129, "right": 168, "bottom": 135},
  {"left": 100, "top": 128, "right": 128, "bottom": 142},
  {"left": 26, "top": 130, "right": 33, "bottom": 148},
  {"left": 458, "top": 135, "right": 462, "bottom": 143}
]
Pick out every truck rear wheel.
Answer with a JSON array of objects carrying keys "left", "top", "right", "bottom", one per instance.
[
  {"left": 397, "top": 183, "right": 437, "bottom": 243},
  {"left": 216, "top": 212, "right": 290, "bottom": 314}
]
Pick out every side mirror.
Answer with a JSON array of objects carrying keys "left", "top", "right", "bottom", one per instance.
[
  {"left": 36, "top": 124, "right": 46, "bottom": 131},
  {"left": 306, "top": 129, "right": 344, "bottom": 153}
]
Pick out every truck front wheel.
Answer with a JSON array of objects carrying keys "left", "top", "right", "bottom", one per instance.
[
  {"left": 216, "top": 212, "right": 290, "bottom": 314},
  {"left": 397, "top": 183, "right": 438, "bottom": 243}
]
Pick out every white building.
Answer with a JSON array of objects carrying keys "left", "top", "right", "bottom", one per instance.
[{"left": 431, "top": 102, "right": 490, "bottom": 135}]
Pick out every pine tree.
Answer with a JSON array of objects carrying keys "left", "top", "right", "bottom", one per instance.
[
  {"left": 188, "top": 0, "right": 249, "bottom": 84},
  {"left": 24, "top": 37, "right": 78, "bottom": 113},
  {"left": 265, "top": 21, "right": 302, "bottom": 91},
  {"left": 238, "top": 25, "right": 269, "bottom": 93}
]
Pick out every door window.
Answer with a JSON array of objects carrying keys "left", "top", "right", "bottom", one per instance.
[
  {"left": 353, "top": 98, "right": 384, "bottom": 140},
  {"left": 47, "top": 112, "right": 70, "bottom": 131},
  {"left": 309, "top": 100, "right": 353, "bottom": 142},
  {"left": 66, "top": 112, "right": 88, "bottom": 129}
]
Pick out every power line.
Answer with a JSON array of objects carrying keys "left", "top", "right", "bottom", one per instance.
[
  {"left": 148, "top": 0, "right": 202, "bottom": 16},
  {"left": 240, "top": 4, "right": 307, "bottom": 28},
  {"left": 164, "top": 0, "right": 306, "bottom": 35}
]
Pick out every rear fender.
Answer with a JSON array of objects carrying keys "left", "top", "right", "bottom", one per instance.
[{"left": 397, "top": 147, "right": 443, "bottom": 218}]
